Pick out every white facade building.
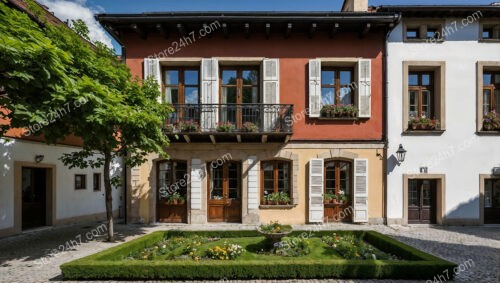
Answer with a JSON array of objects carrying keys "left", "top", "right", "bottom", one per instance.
[
  {"left": 0, "top": 138, "right": 124, "bottom": 237},
  {"left": 384, "top": 6, "right": 500, "bottom": 225}
]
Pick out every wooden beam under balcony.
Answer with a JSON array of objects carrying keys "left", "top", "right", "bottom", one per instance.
[
  {"left": 261, "top": 135, "right": 268, "bottom": 143},
  {"left": 209, "top": 135, "right": 216, "bottom": 144},
  {"left": 284, "top": 135, "right": 291, "bottom": 143},
  {"left": 183, "top": 135, "right": 191, "bottom": 143},
  {"left": 236, "top": 134, "right": 241, "bottom": 143}
]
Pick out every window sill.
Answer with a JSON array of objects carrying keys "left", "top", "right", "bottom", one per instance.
[
  {"left": 476, "top": 131, "right": 500, "bottom": 136},
  {"left": 259, "top": 204, "right": 297, "bottom": 209},
  {"left": 402, "top": 130, "right": 445, "bottom": 136},
  {"left": 403, "top": 38, "right": 445, "bottom": 43},
  {"left": 479, "top": 39, "right": 500, "bottom": 43},
  {"left": 317, "top": 117, "right": 359, "bottom": 121}
]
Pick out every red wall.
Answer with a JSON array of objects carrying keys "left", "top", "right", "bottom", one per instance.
[{"left": 123, "top": 31, "right": 384, "bottom": 141}]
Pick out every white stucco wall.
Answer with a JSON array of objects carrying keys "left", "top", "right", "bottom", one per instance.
[
  {"left": 386, "top": 19, "right": 500, "bottom": 223},
  {"left": 0, "top": 138, "right": 123, "bottom": 230}
]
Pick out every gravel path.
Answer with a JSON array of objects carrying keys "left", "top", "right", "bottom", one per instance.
[{"left": 0, "top": 221, "right": 498, "bottom": 283}]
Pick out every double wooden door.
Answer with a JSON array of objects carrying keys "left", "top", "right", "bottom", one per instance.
[
  {"left": 408, "top": 179, "right": 437, "bottom": 224},
  {"left": 207, "top": 162, "right": 242, "bottom": 222}
]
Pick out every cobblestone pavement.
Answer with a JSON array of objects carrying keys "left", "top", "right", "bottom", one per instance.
[{"left": 0, "top": 221, "right": 498, "bottom": 283}]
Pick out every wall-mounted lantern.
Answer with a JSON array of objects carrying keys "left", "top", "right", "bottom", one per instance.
[
  {"left": 35, "top": 155, "right": 44, "bottom": 163},
  {"left": 396, "top": 144, "right": 406, "bottom": 165}
]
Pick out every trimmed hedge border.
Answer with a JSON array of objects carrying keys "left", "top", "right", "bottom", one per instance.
[{"left": 61, "top": 230, "right": 456, "bottom": 280}]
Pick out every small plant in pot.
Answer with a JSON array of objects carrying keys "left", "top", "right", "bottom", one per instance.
[
  {"left": 324, "top": 192, "right": 335, "bottom": 204},
  {"left": 163, "top": 124, "right": 175, "bottom": 133},
  {"left": 179, "top": 120, "right": 199, "bottom": 132},
  {"left": 257, "top": 221, "right": 293, "bottom": 247},
  {"left": 482, "top": 111, "right": 500, "bottom": 131},
  {"left": 338, "top": 190, "right": 348, "bottom": 204},
  {"left": 167, "top": 192, "right": 182, "bottom": 205},
  {"left": 278, "top": 192, "right": 291, "bottom": 205},
  {"left": 266, "top": 192, "right": 280, "bottom": 205},
  {"left": 216, "top": 121, "right": 235, "bottom": 132},
  {"left": 241, "top": 121, "right": 259, "bottom": 132},
  {"left": 320, "top": 105, "right": 334, "bottom": 118}
]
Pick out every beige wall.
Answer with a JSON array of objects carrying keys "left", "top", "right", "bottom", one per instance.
[{"left": 127, "top": 143, "right": 385, "bottom": 225}]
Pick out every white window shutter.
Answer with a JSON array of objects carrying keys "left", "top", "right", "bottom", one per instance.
[
  {"left": 357, "top": 59, "right": 371, "bottom": 118},
  {"left": 201, "top": 58, "right": 219, "bottom": 131},
  {"left": 309, "top": 59, "right": 321, "bottom": 118},
  {"left": 190, "top": 159, "right": 202, "bottom": 210},
  {"left": 353, "top": 158, "right": 368, "bottom": 223},
  {"left": 247, "top": 156, "right": 259, "bottom": 210},
  {"left": 308, "top": 158, "right": 324, "bottom": 223},
  {"left": 262, "top": 59, "right": 280, "bottom": 131},
  {"left": 144, "top": 58, "right": 162, "bottom": 103}
]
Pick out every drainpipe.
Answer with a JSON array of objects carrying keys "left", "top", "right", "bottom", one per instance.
[
  {"left": 382, "top": 13, "right": 401, "bottom": 224},
  {"left": 123, "top": 151, "right": 127, "bottom": 224}
]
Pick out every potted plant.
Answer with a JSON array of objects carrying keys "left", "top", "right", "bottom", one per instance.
[
  {"left": 179, "top": 120, "right": 199, "bottom": 132},
  {"left": 324, "top": 192, "right": 334, "bottom": 204},
  {"left": 331, "top": 194, "right": 339, "bottom": 204},
  {"left": 267, "top": 192, "right": 279, "bottom": 205},
  {"left": 178, "top": 195, "right": 186, "bottom": 205},
  {"left": 216, "top": 121, "right": 235, "bottom": 132},
  {"left": 278, "top": 192, "right": 290, "bottom": 205},
  {"left": 321, "top": 105, "right": 333, "bottom": 118},
  {"left": 241, "top": 121, "right": 259, "bottom": 132},
  {"left": 167, "top": 192, "right": 182, "bottom": 205},
  {"left": 257, "top": 221, "right": 293, "bottom": 246},
  {"left": 262, "top": 196, "right": 268, "bottom": 205},
  {"left": 163, "top": 124, "right": 175, "bottom": 133},
  {"left": 482, "top": 111, "right": 500, "bottom": 131},
  {"left": 338, "top": 190, "right": 348, "bottom": 204},
  {"left": 408, "top": 116, "right": 440, "bottom": 130}
]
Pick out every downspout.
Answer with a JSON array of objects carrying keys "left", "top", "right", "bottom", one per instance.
[{"left": 382, "top": 13, "right": 401, "bottom": 224}]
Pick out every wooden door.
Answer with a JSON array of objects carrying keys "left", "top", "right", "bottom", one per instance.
[
  {"left": 207, "top": 162, "right": 241, "bottom": 222},
  {"left": 484, "top": 178, "right": 500, "bottom": 224},
  {"left": 408, "top": 179, "right": 436, "bottom": 224},
  {"left": 156, "top": 161, "right": 188, "bottom": 223}
]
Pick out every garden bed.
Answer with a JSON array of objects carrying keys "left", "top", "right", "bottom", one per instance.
[{"left": 61, "top": 230, "right": 456, "bottom": 280}]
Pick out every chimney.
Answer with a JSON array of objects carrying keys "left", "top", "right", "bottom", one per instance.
[{"left": 341, "top": 0, "right": 368, "bottom": 12}]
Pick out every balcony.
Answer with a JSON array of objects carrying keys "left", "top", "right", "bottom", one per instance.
[{"left": 163, "top": 104, "right": 293, "bottom": 143}]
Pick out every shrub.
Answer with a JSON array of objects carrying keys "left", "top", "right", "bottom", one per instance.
[
  {"left": 274, "top": 237, "right": 310, "bottom": 257},
  {"left": 258, "top": 221, "right": 292, "bottom": 234},
  {"left": 322, "top": 233, "right": 396, "bottom": 260}
]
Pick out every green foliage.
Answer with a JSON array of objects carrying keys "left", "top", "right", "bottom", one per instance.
[
  {"left": 258, "top": 221, "right": 292, "bottom": 234},
  {"left": 60, "top": 230, "right": 457, "bottom": 280},
  {"left": 273, "top": 237, "right": 310, "bottom": 257},
  {"left": 71, "top": 19, "right": 90, "bottom": 41},
  {"left": 322, "top": 233, "right": 396, "bottom": 260},
  {"left": 0, "top": 1, "right": 171, "bottom": 241}
]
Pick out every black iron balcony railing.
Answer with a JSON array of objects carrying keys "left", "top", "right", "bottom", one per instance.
[{"left": 164, "top": 104, "right": 293, "bottom": 134}]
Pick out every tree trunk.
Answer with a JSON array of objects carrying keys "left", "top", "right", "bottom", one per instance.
[{"left": 103, "top": 152, "right": 114, "bottom": 242}]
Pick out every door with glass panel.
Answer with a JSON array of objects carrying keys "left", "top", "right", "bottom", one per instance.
[
  {"left": 408, "top": 179, "right": 437, "bottom": 224},
  {"left": 408, "top": 71, "right": 434, "bottom": 119},
  {"left": 484, "top": 178, "right": 500, "bottom": 224},
  {"left": 323, "top": 160, "right": 352, "bottom": 222},
  {"left": 164, "top": 68, "right": 200, "bottom": 124},
  {"left": 220, "top": 68, "right": 259, "bottom": 129},
  {"left": 207, "top": 161, "right": 241, "bottom": 222},
  {"left": 156, "top": 160, "right": 188, "bottom": 223}
]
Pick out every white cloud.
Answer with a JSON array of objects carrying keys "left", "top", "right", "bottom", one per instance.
[{"left": 38, "top": 0, "right": 113, "bottom": 49}]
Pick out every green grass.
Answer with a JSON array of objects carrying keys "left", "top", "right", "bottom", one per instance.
[{"left": 61, "top": 230, "right": 457, "bottom": 280}]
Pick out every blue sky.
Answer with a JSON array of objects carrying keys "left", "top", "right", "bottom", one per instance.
[{"left": 38, "top": 0, "right": 494, "bottom": 54}]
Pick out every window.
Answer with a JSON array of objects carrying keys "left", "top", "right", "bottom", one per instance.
[
  {"left": 220, "top": 67, "right": 260, "bottom": 126},
  {"left": 482, "top": 71, "right": 500, "bottom": 114},
  {"left": 93, "top": 173, "right": 101, "bottom": 191},
  {"left": 403, "top": 62, "right": 445, "bottom": 133},
  {"left": 324, "top": 160, "right": 351, "bottom": 197},
  {"left": 260, "top": 160, "right": 291, "bottom": 204},
  {"left": 480, "top": 23, "right": 500, "bottom": 40},
  {"left": 321, "top": 67, "right": 354, "bottom": 105},
  {"left": 163, "top": 68, "right": 199, "bottom": 104},
  {"left": 408, "top": 71, "right": 434, "bottom": 119},
  {"left": 75, "top": 174, "right": 86, "bottom": 190},
  {"left": 403, "top": 22, "right": 444, "bottom": 41},
  {"left": 157, "top": 160, "right": 188, "bottom": 200},
  {"left": 406, "top": 28, "right": 419, "bottom": 39}
]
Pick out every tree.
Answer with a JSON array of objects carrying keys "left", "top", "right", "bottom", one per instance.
[
  {"left": 0, "top": 1, "right": 170, "bottom": 241},
  {"left": 70, "top": 19, "right": 90, "bottom": 41}
]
